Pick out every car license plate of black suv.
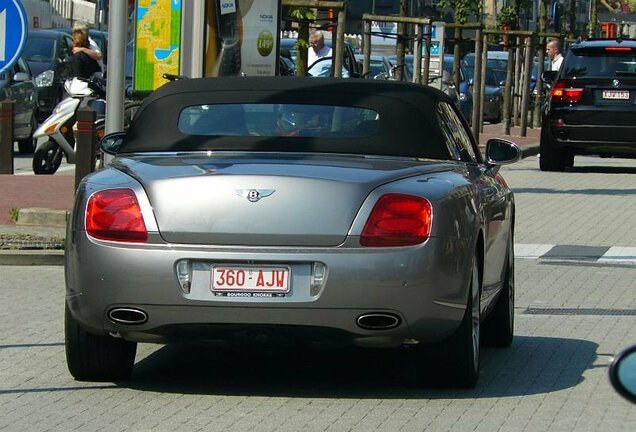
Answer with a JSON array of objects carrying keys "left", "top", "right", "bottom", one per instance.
[{"left": 602, "top": 90, "right": 630, "bottom": 100}]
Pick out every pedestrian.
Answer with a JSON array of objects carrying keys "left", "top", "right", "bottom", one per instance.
[
  {"left": 308, "top": 30, "right": 332, "bottom": 67},
  {"left": 546, "top": 39, "right": 564, "bottom": 72},
  {"left": 71, "top": 23, "right": 102, "bottom": 79}
]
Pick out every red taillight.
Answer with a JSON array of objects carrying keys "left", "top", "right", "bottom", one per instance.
[
  {"left": 551, "top": 81, "right": 584, "bottom": 104},
  {"left": 605, "top": 46, "right": 632, "bottom": 52},
  {"left": 552, "top": 81, "right": 583, "bottom": 104},
  {"left": 360, "top": 194, "right": 432, "bottom": 247},
  {"left": 86, "top": 188, "right": 148, "bottom": 242}
]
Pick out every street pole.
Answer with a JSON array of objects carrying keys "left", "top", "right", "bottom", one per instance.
[{"left": 105, "top": 0, "right": 127, "bottom": 136}]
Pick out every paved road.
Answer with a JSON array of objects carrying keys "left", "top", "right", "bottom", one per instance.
[
  {"left": 12, "top": 140, "right": 74, "bottom": 176},
  {"left": 1, "top": 155, "right": 635, "bottom": 431}
]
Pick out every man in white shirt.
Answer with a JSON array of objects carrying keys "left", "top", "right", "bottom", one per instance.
[
  {"left": 547, "top": 39, "right": 563, "bottom": 71},
  {"left": 308, "top": 30, "right": 332, "bottom": 67}
]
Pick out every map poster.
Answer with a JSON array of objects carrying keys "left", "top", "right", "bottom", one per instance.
[
  {"left": 597, "top": 0, "right": 636, "bottom": 15},
  {"left": 204, "top": 0, "right": 280, "bottom": 77},
  {"left": 134, "top": 0, "right": 182, "bottom": 91}
]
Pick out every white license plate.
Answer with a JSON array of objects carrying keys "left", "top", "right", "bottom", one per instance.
[
  {"left": 211, "top": 265, "right": 290, "bottom": 292},
  {"left": 602, "top": 90, "right": 630, "bottom": 100}
]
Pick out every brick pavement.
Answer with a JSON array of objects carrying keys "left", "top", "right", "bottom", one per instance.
[{"left": 0, "top": 261, "right": 634, "bottom": 432}]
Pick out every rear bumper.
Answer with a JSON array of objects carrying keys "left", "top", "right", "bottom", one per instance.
[
  {"left": 545, "top": 106, "right": 636, "bottom": 156},
  {"left": 65, "top": 233, "right": 471, "bottom": 347},
  {"left": 548, "top": 123, "right": 636, "bottom": 156}
]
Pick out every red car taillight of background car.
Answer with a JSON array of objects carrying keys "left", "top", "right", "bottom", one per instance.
[
  {"left": 86, "top": 188, "right": 148, "bottom": 242},
  {"left": 551, "top": 81, "right": 584, "bottom": 104},
  {"left": 360, "top": 193, "right": 432, "bottom": 247}
]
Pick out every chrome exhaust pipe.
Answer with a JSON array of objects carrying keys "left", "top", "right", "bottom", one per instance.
[
  {"left": 108, "top": 308, "right": 148, "bottom": 325},
  {"left": 356, "top": 313, "right": 401, "bottom": 330}
]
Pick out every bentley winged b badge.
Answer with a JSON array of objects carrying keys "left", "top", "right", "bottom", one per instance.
[{"left": 235, "top": 189, "right": 276, "bottom": 202}]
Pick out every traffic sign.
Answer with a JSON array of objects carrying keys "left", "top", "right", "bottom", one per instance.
[{"left": 0, "top": 0, "right": 28, "bottom": 75}]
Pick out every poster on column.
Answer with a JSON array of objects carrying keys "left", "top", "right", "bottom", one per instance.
[
  {"left": 204, "top": 0, "right": 280, "bottom": 77},
  {"left": 597, "top": 0, "right": 636, "bottom": 17},
  {"left": 134, "top": 0, "right": 182, "bottom": 91}
]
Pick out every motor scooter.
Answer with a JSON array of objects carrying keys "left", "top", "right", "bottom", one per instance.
[{"left": 32, "top": 77, "right": 106, "bottom": 175}]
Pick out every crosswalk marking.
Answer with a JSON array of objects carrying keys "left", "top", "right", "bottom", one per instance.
[{"left": 515, "top": 244, "right": 636, "bottom": 265}]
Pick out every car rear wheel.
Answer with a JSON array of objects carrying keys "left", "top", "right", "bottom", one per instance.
[
  {"left": 539, "top": 126, "right": 565, "bottom": 171},
  {"left": 32, "top": 140, "right": 63, "bottom": 175},
  {"left": 417, "top": 256, "right": 481, "bottom": 388},
  {"left": 65, "top": 304, "right": 137, "bottom": 381},
  {"left": 482, "top": 233, "right": 514, "bottom": 347}
]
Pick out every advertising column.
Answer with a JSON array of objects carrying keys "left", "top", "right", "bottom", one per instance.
[{"left": 204, "top": 0, "right": 280, "bottom": 77}]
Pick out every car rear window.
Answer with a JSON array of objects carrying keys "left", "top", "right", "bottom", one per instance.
[
  {"left": 563, "top": 47, "right": 636, "bottom": 78},
  {"left": 178, "top": 103, "right": 379, "bottom": 138}
]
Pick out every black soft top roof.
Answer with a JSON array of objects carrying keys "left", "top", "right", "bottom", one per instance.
[{"left": 123, "top": 77, "right": 456, "bottom": 159}]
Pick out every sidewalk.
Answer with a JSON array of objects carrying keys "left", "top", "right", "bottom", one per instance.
[{"left": 0, "top": 124, "right": 540, "bottom": 265}]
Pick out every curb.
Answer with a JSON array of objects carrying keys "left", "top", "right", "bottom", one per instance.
[
  {"left": 0, "top": 250, "right": 64, "bottom": 266},
  {"left": 520, "top": 144, "right": 540, "bottom": 158}
]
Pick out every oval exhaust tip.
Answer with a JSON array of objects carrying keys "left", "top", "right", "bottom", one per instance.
[
  {"left": 357, "top": 313, "right": 401, "bottom": 330},
  {"left": 108, "top": 308, "right": 148, "bottom": 325}
]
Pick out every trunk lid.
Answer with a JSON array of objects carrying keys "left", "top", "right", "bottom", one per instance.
[{"left": 113, "top": 153, "right": 448, "bottom": 246}]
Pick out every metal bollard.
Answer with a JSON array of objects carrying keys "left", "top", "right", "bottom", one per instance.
[
  {"left": 75, "top": 104, "right": 96, "bottom": 189},
  {"left": 0, "top": 99, "right": 14, "bottom": 174}
]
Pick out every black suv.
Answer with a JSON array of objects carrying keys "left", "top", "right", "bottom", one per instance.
[{"left": 540, "top": 39, "right": 636, "bottom": 171}]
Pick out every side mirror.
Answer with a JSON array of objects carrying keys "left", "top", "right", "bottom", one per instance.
[
  {"left": 13, "top": 72, "right": 30, "bottom": 82},
  {"left": 485, "top": 138, "right": 521, "bottom": 165},
  {"left": 609, "top": 345, "right": 636, "bottom": 404},
  {"left": 100, "top": 132, "right": 126, "bottom": 155}
]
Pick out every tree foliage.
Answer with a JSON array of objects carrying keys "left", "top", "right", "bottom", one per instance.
[
  {"left": 435, "top": 0, "right": 481, "bottom": 24},
  {"left": 286, "top": 7, "right": 316, "bottom": 76}
]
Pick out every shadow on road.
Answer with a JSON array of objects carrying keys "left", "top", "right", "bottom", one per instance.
[{"left": 121, "top": 335, "right": 597, "bottom": 399}]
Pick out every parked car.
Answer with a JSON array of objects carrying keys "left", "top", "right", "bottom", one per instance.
[
  {"left": 280, "top": 38, "right": 361, "bottom": 78},
  {"left": 65, "top": 76, "right": 520, "bottom": 388},
  {"left": 354, "top": 53, "right": 391, "bottom": 79},
  {"left": 23, "top": 29, "right": 74, "bottom": 121},
  {"left": 0, "top": 56, "right": 39, "bottom": 153},
  {"left": 383, "top": 54, "right": 472, "bottom": 123},
  {"left": 540, "top": 39, "right": 636, "bottom": 171},
  {"left": 463, "top": 65, "right": 504, "bottom": 123},
  {"left": 464, "top": 51, "right": 509, "bottom": 73}
]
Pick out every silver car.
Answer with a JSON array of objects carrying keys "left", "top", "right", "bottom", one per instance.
[{"left": 65, "top": 77, "right": 520, "bottom": 388}]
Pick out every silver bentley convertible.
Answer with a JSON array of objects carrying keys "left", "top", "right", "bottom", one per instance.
[{"left": 65, "top": 77, "right": 520, "bottom": 388}]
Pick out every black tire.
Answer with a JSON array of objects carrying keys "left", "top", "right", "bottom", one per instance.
[
  {"left": 482, "top": 233, "right": 514, "bottom": 347},
  {"left": 65, "top": 304, "right": 137, "bottom": 382},
  {"left": 539, "top": 126, "right": 565, "bottom": 171},
  {"left": 17, "top": 138, "right": 35, "bottom": 154},
  {"left": 32, "top": 140, "right": 63, "bottom": 175},
  {"left": 416, "top": 257, "right": 481, "bottom": 388}
]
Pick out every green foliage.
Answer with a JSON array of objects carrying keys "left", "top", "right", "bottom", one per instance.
[
  {"left": 9, "top": 208, "right": 18, "bottom": 223},
  {"left": 289, "top": 7, "right": 316, "bottom": 21},
  {"left": 497, "top": 5, "right": 518, "bottom": 30},
  {"left": 436, "top": 0, "right": 481, "bottom": 24}
]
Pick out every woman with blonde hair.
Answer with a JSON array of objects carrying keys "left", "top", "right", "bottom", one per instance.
[{"left": 71, "top": 24, "right": 102, "bottom": 78}]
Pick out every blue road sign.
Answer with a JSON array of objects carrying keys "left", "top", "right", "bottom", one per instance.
[{"left": 0, "top": 0, "right": 28, "bottom": 75}]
